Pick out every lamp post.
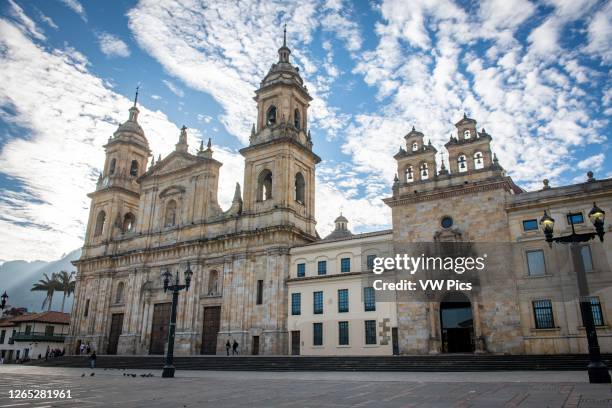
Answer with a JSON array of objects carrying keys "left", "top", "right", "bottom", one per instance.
[
  {"left": 161, "top": 262, "right": 193, "bottom": 378},
  {"left": 0, "top": 291, "right": 8, "bottom": 310},
  {"left": 540, "top": 203, "right": 611, "bottom": 383}
]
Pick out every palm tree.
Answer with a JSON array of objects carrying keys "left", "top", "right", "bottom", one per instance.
[
  {"left": 56, "top": 271, "right": 76, "bottom": 313},
  {"left": 31, "top": 272, "right": 58, "bottom": 311}
]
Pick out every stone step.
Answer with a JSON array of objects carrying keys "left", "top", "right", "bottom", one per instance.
[{"left": 26, "top": 354, "right": 612, "bottom": 371}]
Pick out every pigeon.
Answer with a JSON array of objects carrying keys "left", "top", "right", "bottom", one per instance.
[
  {"left": 81, "top": 374, "right": 85, "bottom": 377},
  {"left": 90, "top": 373, "right": 95, "bottom": 376}
]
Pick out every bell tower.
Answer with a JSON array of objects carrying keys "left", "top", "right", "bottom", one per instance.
[
  {"left": 240, "top": 25, "right": 320, "bottom": 237},
  {"left": 85, "top": 89, "right": 150, "bottom": 245}
]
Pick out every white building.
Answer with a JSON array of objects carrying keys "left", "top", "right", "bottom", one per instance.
[
  {"left": 287, "top": 215, "right": 397, "bottom": 355},
  {"left": 0, "top": 311, "right": 70, "bottom": 362}
]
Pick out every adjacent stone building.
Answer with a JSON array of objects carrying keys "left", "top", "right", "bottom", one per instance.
[{"left": 68, "top": 32, "right": 611, "bottom": 356}]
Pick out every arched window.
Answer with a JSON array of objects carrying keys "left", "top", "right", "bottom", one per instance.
[
  {"left": 164, "top": 200, "right": 177, "bottom": 227},
  {"left": 463, "top": 130, "right": 471, "bottom": 139},
  {"left": 94, "top": 210, "right": 106, "bottom": 237},
  {"left": 130, "top": 160, "right": 138, "bottom": 177},
  {"left": 109, "top": 158, "right": 116, "bottom": 175},
  {"left": 115, "top": 282, "right": 124, "bottom": 303},
  {"left": 420, "top": 163, "right": 429, "bottom": 180},
  {"left": 411, "top": 142, "right": 418, "bottom": 152},
  {"left": 458, "top": 155, "right": 468, "bottom": 172},
  {"left": 266, "top": 105, "right": 277, "bottom": 126},
  {"left": 208, "top": 270, "right": 219, "bottom": 295},
  {"left": 257, "top": 170, "right": 273, "bottom": 201},
  {"left": 295, "top": 172, "right": 305, "bottom": 204},
  {"left": 294, "top": 108, "right": 301, "bottom": 129},
  {"left": 405, "top": 165, "right": 414, "bottom": 183},
  {"left": 122, "top": 212, "right": 136, "bottom": 232},
  {"left": 473, "top": 151, "right": 484, "bottom": 170}
]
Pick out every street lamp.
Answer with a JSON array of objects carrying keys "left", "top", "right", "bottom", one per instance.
[
  {"left": 540, "top": 203, "right": 611, "bottom": 383},
  {"left": 161, "top": 262, "right": 193, "bottom": 378},
  {"left": 0, "top": 291, "right": 8, "bottom": 310}
]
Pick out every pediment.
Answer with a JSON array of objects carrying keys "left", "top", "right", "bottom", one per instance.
[{"left": 141, "top": 152, "right": 200, "bottom": 179}]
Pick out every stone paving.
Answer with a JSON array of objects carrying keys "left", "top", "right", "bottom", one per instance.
[{"left": 0, "top": 366, "right": 610, "bottom": 407}]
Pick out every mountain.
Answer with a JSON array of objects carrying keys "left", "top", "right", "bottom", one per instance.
[{"left": 0, "top": 249, "right": 81, "bottom": 313}]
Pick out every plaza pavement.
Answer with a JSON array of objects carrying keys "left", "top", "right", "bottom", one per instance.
[{"left": 0, "top": 365, "right": 610, "bottom": 407}]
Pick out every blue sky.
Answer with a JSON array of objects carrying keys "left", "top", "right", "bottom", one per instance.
[{"left": 0, "top": 0, "right": 610, "bottom": 261}]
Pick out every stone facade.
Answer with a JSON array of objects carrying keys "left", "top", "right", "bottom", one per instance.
[{"left": 67, "top": 34, "right": 319, "bottom": 356}]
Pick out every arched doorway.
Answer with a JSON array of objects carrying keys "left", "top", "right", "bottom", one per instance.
[{"left": 440, "top": 292, "right": 475, "bottom": 353}]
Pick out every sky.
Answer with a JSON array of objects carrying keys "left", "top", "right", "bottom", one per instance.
[{"left": 0, "top": 0, "right": 610, "bottom": 262}]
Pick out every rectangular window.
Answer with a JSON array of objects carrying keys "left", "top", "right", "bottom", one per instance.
[
  {"left": 317, "top": 260, "right": 327, "bottom": 275},
  {"left": 84, "top": 299, "right": 90, "bottom": 317},
  {"left": 0, "top": 330, "right": 5, "bottom": 344},
  {"left": 256, "top": 280, "right": 263, "bottom": 305},
  {"left": 365, "top": 320, "right": 377, "bottom": 345},
  {"left": 25, "top": 325, "right": 32, "bottom": 335},
  {"left": 297, "top": 263, "right": 305, "bottom": 277},
  {"left": 587, "top": 297, "right": 605, "bottom": 327},
  {"left": 581, "top": 245, "right": 594, "bottom": 272},
  {"left": 291, "top": 293, "right": 301, "bottom": 316},
  {"left": 340, "top": 258, "right": 351, "bottom": 273},
  {"left": 533, "top": 299, "right": 555, "bottom": 329},
  {"left": 45, "top": 325, "right": 54, "bottom": 336},
  {"left": 526, "top": 250, "right": 546, "bottom": 276},
  {"left": 366, "top": 255, "right": 376, "bottom": 270},
  {"left": 338, "top": 289, "right": 349, "bottom": 313},
  {"left": 364, "top": 287, "right": 376, "bottom": 311},
  {"left": 567, "top": 212, "right": 584, "bottom": 225},
  {"left": 522, "top": 219, "right": 539, "bottom": 231},
  {"left": 313, "top": 322, "right": 323, "bottom": 346},
  {"left": 338, "top": 321, "right": 349, "bottom": 345},
  {"left": 313, "top": 291, "right": 323, "bottom": 314}
]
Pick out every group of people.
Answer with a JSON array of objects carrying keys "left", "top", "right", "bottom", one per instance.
[
  {"left": 44, "top": 346, "right": 65, "bottom": 360},
  {"left": 77, "top": 342, "right": 92, "bottom": 355},
  {"left": 225, "top": 339, "right": 240, "bottom": 355}
]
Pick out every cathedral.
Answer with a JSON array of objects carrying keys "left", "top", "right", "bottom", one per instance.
[{"left": 68, "top": 31, "right": 612, "bottom": 356}]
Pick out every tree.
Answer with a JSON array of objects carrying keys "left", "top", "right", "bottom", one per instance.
[
  {"left": 30, "top": 273, "right": 58, "bottom": 311},
  {"left": 56, "top": 270, "right": 76, "bottom": 313}
]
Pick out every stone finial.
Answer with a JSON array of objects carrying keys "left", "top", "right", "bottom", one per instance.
[
  {"left": 251, "top": 123, "right": 255, "bottom": 136},
  {"left": 428, "top": 139, "right": 432, "bottom": 146},
  {"left": 207, "top": 138, "right": 212, "bottom": 150},
  {"left": 412, "top": 125, "right": 415, "bottom": 132},
  {"left": 463, "top": 112, "right": 467, "bottom": 119},
  {"left": 233, "top": 182, "right": 242, "bottom": 203},
  {"left": 158, "top": 154, "right": 162, "bottom": 162},
  {"left": 176, "top": 125, "right": 189, "bottom": 153},
  {"left": 149, "top": 155, "right": 155, "bottom": 169},
  {"left": 542, "top": 179, "right": 550, "bottom": 190},
  {"left": 587, "top": 171, "right": 595, "bottom": 182},
  {"left": 199, "top": 139, "right": 204, "bottom": 152}
]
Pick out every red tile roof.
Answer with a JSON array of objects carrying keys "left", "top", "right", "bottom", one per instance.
[{"left": 9, "top": 311, "right": 70, "bottom": 325}]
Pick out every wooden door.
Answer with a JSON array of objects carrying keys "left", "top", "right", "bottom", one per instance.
[
  {"left": 291, "top": 331, "right": 300, "bottom": 355},
  {"left": 149, "top": 303, "right": 171, "bottom": 355},
  {"left": 201, "top": 306, "right": 221, "bottom": 355},
  {"left": 392, "top": 328, "right": 399, "bottom": 355},
  {"left": 107, "top": 313, "right": 124, "bottom": 355},
  {"left": 252, "top": 336, "right": 260, "bottom": 355}
]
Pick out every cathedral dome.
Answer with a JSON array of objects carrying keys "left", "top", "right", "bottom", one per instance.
[{"left": 112, "top": 105, "right": 148, "bottom": 148}]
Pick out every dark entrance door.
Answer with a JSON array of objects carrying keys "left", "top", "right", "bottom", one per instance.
[
  {"left": 252, "top": 336, "right": 260, "bottom": 355},
  {"left": 201, "top": 306, "right": 221, "bottom": 355},
  {"left": 291, "top": 331, "right": 300, "bottom": 355},
  {"left": 392, "top": 328, "right": 399, "bottom": 355},
  {"left": 440, "top": 292, "right": 474, "bottom": 353},
  {"left": 107, "top": 313, "right": 124, "bottom": 355},
  {"left": 149, "top": 303, "right": 171, "bottom": 355}
]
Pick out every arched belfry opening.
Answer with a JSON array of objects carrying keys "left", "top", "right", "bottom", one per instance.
[
  {"left": 440, "top": 292, "right": 475, "bottom": 353},
  {"left": 295, "top": 172, "right": 305, "bottom": 204},
  {"left": 257, "top": 169, "right": 273, "bottom": 201},
  {"left": 266, "top": 106, "right": 277, "bottom": 126}
]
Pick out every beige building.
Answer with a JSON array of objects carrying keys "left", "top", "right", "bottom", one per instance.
[
  {"left": 287, "top": 217, "right": 396, "bottom": 355},
  {"left": 68, "top": 31, "right": 611, "bottom": 356}
]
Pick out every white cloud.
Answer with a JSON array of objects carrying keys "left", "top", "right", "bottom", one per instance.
[
  {"left": 97, "top": 32, "right": 130, "bottom": 58},
  {"left": 36, "top": 10, "right": 58, "bottom": 30},
  {"left": 162, "top": 79, "right": 184, "bottom": 97},
  {"left": 59, "top": 0, "right": 87, "bottom": 22},
  {"left": 584, "top": 1, "right": 612, "bottom": 63},
  {"left": 126, "top": 0, "right": 355, "bottom": 144},
  {"left": 7, "top": 0, "right": 45, "bottom": 41},
  {"left": 577, "top": 153, "right": 605, "bottom": 170}
]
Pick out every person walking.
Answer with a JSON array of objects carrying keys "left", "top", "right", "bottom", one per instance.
[
  {"left": 226, "top": 340, "right": 231, "bottom": 356},
  {"left": 89, "top": 351, "right": 96, "bottom": 369},
  {"left": 232, "top": 339, "right": 239, "bottom": 355}
]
